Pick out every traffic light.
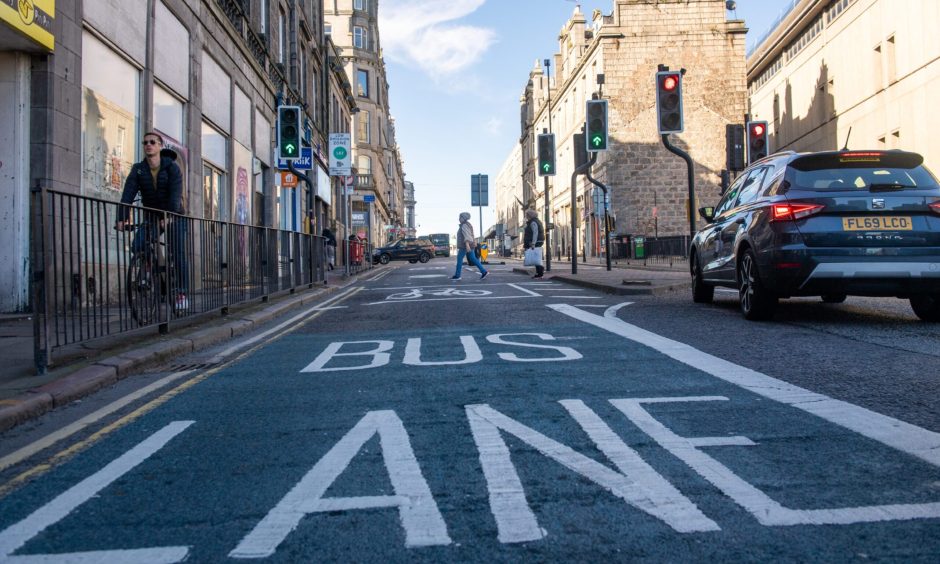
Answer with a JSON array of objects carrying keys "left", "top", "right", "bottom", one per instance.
[
  {"left": 727, "top": 124, "right": 745, "bottom": 171},
  {"left": 655, "top": 70, "right": 684, "bottom": 134},
  {"left": 537, "top": 133, "right": 556, "bottom": 176},
  {"left": 277, "top": 105, "right": 301, "bottom": 161},
  {"left": 746, "top": 120, "right": 769, "bottom": 163},
  {"left": 585, "top": 99, "right": 609, "bottom": 151}
]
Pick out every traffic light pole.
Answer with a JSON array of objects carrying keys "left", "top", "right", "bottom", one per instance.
[
  {"left": 543, "top": 59, "right": 553, "bottom": 272},
  {"left": 583, "top": 167, "right": 611, "bottom": 271},
  {"left": 569, "top": 152, "right": 597, "bottom": 274},
  {"left": 660, "top": 134, "right": 697, "bottom": 239}
]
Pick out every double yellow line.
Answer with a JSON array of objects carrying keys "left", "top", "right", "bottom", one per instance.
[{"left": 0, "top": 286, "right": 363, "bottom": 497}]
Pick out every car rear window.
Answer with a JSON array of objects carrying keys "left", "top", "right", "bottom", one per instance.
[{"left": 789, "top": 152, "right": 940, "bottom": 191}]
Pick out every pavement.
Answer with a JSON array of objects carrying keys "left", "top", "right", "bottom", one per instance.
[{"left": 0, "top": 256, "right": 688, "bottom": 432}]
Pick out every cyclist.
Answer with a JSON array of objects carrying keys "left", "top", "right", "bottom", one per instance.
[{"left": 116, "top": 131, "right": 189, "bottom": 311}]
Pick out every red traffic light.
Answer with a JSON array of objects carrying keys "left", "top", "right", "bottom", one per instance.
[
  {"left": 750, "top": 123, "right": 765, "bottom": 137},
  {"left": 661, "top": 74, "right": 679, "bottom": 91}
]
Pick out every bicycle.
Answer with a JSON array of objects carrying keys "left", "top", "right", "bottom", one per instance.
[
  {"left": 386, "top": 287, "right": 492, "bottom": 300},
  {"left": 118, "top": 221, "right": 172, "bottom": 326}
]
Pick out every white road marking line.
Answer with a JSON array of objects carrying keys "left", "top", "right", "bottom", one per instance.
[
  {"left": 548, "top": 303, "right": 940, "bottom": 468},
  {"left": 604, "top": 302, "right": 634, "bottom": 319},
  {"left": 365, "top": 295, "right": 538, "bottom": 306},
  {"left": 507, "top": 283, "right": 541, "bottom": 297},
  {"left": 0, "top": 370, "right": 196, "bottom": 473},
  {"left": 213, "top": 287, "right": 361, "bottom": 358},
  {"left": 0, "top": 422, "right": 193, "bottom": 562}
]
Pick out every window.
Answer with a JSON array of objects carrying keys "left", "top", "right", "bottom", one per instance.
[
  {"left": 278, "top": 8, "right": 286, "bottom": 63},
  {"left": 260, "top": 0, "right": 269, "bottom": 34},
  {"left": 299, "top": 47, "right": 307, "bottom": 102},
  {"left": 737, "top": 167, "right": 769, "bottom": 206},
  {"left": 354, "top": 0, "right": 365, "bottom": 10},
  {"left": 354, "top": 26, "right": 367, "bottom": 50},
  {"left": 203, "top": 164, "right": 225, "bottom": 221},
  {"left": 358, "top": 155, "right": 372, "bottom": 173},
  {"left": 153, "top": 84, "right": 184, "bottom": 142},
  {"left": 81, "top": 31, "right": 140, "bottom": 195},
  {"left": 873, "top": 43, "right": 883, "bottom": 90},
  {"left": 357, "top": 110, "right": 370, "bottom": 144},
  {"left": 356, "top": 69, "right": 369, "bottom": 97},
  {"left": 886, "top": 34, "right": 897, "bottom": 84},
  {"left": 324, "top": 23, "right": 331, "bottom": 36}
]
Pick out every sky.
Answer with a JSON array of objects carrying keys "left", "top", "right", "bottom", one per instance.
[{"left": 379, "top": 0, "right": 797, "bottom": 238}]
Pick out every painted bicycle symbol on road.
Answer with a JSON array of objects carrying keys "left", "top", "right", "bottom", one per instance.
[{"left": 386, "top": 287, "right": 492, "bottom": 301}]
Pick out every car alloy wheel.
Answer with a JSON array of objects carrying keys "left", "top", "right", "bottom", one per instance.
[
  {"left": 738, "top": 249, "right": 776, "bottom": 321},
  {"left": 418, "top": 253, "right": 431, "bottom": 263},
  {"left": 910, "top": 294, "right": 940, "bottom": 322},
  {"left": 379, "top": 253, "right": 390, "bottom": 265},
  {"left": 691, "top": 253, "right": 714, "bottom": 304}
]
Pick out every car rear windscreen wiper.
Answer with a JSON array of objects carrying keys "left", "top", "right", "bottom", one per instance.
[{"left": 868, "top": 183, "right": 916, "bottom": 191}]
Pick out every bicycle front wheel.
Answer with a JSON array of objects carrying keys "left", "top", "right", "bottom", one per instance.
[{"left": 127, "top": 253, "right": 159, "bottom": 326}]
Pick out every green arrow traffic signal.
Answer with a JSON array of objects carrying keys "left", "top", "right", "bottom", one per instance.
[
  {"left": 537, "top": 133, "right": 556, "bottom": 177},
  {"left": 592, "top": 135, "right": 603, "bottom": 147},
  {"left": 285, "top": 143, "right": 296, "bottom": 155}
]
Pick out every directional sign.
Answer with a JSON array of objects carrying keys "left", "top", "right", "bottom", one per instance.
[
  {"left": 329, "top": 133, "right": 352, "bottom": 176},
  {"left": 363, "top": 194, "right": 375, "bottom": 203},
  {"left": 277, "top": 147, "right": 313, "bottom": 170}
]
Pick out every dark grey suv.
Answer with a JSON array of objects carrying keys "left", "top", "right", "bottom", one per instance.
[{"left": 690, "top": 150, "right": 940, "bottom": 321}]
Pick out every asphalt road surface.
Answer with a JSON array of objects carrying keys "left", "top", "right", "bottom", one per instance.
[{"left": 1, "top": 262, "right": 939, "bottom": 562}]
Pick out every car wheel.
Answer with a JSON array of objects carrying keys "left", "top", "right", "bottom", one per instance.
[
  {"left": 691, "top": 254, "right": 714, "bottom": 304},
  {"left": 821, "top": 293, "right": 847, "bottom": 304},
  {"left": 910, "top": 294, "right": 940, "bottom": 322},
  {"left": 418, "top": 252, "right": 431, "bottom": 263},
  {"left": 379, "top": 253, "right": 390, "bottom": 265},
  {"left": 738, "top": 249, "right": 777, "bottom": 321}
]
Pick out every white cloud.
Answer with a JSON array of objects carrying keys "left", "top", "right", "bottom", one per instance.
[
  {"left": 484, "top": 116, "right": 502, "bottom": 136},
  {"left": 381, "top": 0, "right": 496, "bottom": 77}
]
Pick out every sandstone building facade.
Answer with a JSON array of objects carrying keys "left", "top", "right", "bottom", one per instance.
[{"left": 508, "top": 1, "right": 747, "bottom": 260}]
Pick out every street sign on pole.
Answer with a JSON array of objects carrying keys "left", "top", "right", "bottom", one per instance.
[
  {"left": 329, "top": 133, "right": 351, "bottom": 176},
  {"left": 363, "top": 194, "right": 375, "bottom": 203},
  {"left": 471, "top": 174, "right": 488, "bottom": 207}
]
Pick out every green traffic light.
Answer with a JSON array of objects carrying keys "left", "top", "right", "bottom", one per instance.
[
  {"left": 542, "top": 162, "right": 552, "bottom": 172},
  {"left": 592, "top": 135, "right": 603, "bottom": 147},
  {"left": 285, "top": 143, "right": 296, "bottom": 155}
]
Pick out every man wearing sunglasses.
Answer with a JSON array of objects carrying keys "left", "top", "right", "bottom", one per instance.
[{"left": 116, "top": 132, "right": 189, "bottom": 311}]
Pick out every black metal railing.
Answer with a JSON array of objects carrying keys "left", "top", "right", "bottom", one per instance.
[{"left": 30, "top": 188, "right": 371, "bottom": 373}]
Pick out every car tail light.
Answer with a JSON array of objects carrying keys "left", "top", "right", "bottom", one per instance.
[
  {"left": 929, "top": 200, "right": 940, "bottom": 215},
  {"left": 771, "top": 203, "right": 825, "bottom": 221}
]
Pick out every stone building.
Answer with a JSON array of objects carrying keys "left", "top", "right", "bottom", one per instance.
[
  {"left": 0, "top": 0, "right": 358, "bottom": 312},
  {"left": 326, "top": 0, "right": 408, "bottom": 244},
  {"left": 494, "top": 141, "right": 524, "bottom": 256},
  {"left": 513, "top": 1, "right": 747, "bottom": 261},
  {"left": 747, "top": 0, "right": 940, "bottom": 165}
]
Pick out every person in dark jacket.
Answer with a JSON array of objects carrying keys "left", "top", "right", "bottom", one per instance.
[
  {"left": 116, "top": 132, "right": 189, "bottom": 311},
  {"left": 524, "top": 209, "right": 545, "bottom": 278},
  {"left": 322, "top": 227, "right": 337, "bottom": 270}
]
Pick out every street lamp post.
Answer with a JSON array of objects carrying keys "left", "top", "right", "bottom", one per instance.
[{"left": 543, "top": 58, "right": 553, "bottom": 272}]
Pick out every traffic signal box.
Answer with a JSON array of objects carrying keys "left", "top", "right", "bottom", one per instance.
[
  {"left": 277, "top": 105, "right": 301, "bottom": 161},
  {"left": 537, "top": 133, "right": 556, "bottom": 177},
  {"left": 655, "top": 71, "right": 684, "bottom": 134},
  {"left": 585, "top": 99, "right": 609, "bottom": 152},
  {"left": 746, "top": 120, "right": 769, "bottom": 164}
]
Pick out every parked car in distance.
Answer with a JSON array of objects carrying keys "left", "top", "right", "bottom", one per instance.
[
  {"left": 689, "top": 149, "right": 940, "bottom": 321},
  {"left": 428, "top": 233, "right": 451, "bottom": 257},
  {"left": 373, "top": 237, "right": 435, "bottom": 264}
]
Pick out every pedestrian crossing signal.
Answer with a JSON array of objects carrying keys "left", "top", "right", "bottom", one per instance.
[
  {"left": 586, "top": 100, "right": 609, "bottom": 152},
  {"left": 537, "top": 133, "right": 556, "bottom": 177}
]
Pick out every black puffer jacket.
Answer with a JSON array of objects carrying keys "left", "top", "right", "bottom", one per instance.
[
  {"left": 524, "top": 216, "right": 544, "bottom": 248},
  {"left": 119, "top": 149, "right": 183, "bottom": 220}
]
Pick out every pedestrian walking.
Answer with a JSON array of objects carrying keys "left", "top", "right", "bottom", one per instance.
[
  {"left": 451, "top": 212, "right": 488, "bottom": 280},
  {"left": 523, "top": 209, "right": 545, "bottom": 278},
  {"left": 322, "top": 227, "right": 337, "bottom": 270}
]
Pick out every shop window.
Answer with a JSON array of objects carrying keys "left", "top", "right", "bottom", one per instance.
[
  {"left": 153, "top": 84, "right": 184, "bottom": 142},
  {"left": 81, "top": 31, "right": 140, "bottom": 196}
]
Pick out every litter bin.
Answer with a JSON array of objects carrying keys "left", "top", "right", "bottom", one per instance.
[
  {"left": 480, "top": 243, "right": 489, "bottom": 263},
  {"left": 632, "top": 236, "right": 645, "bottom": 259}
]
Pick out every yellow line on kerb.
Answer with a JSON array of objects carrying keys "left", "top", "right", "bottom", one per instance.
[{"left": 0, "top": 286, "right": 363, "bottom": 498}]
